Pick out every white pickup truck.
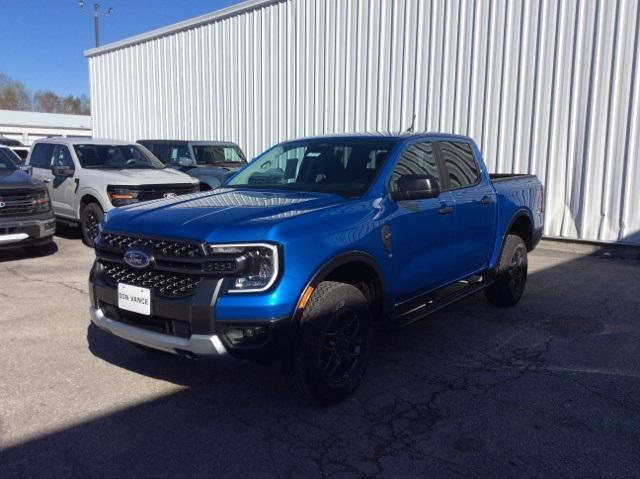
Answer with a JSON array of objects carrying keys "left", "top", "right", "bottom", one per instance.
[{"left": 27, "top": 138, "right": 199, "bottom": 245}]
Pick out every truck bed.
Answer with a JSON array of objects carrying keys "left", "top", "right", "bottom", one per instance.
[{"left": 489, "top": 173, "right": 536, "bottom": 182}]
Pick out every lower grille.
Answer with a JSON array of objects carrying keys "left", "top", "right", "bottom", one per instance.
[
  {"left": 100, "top": 261, "right": 201, "bottom": 297},
  {"left": 100, "top": 302, "right": 191, "bottom": 338}
]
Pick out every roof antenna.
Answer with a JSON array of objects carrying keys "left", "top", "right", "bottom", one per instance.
[{"left": 405, "top": 114, "right": 417, "bottom": 133}]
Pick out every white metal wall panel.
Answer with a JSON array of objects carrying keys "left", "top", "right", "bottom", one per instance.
[{"left": 87, "top": 0, "right": 640, "bottom": 245}]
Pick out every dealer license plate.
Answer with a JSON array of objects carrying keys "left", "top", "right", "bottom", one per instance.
[{"left": 118, "top": 283, "right": 151, "bottom": 316}]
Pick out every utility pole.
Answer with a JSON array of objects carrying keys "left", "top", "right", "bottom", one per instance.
[{"left": 78, "top": 1, "right": 113, "bottom": 48}]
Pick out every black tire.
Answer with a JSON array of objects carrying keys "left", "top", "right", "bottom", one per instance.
[
  {"left": 287, "top": 281, "right": 372, "bottom": 405},
  {"left": 485, "top": 234, "right": 528, "bottom": 307},
  {"left": 80, "top": 202, "right": 104, "bottom": 246}
]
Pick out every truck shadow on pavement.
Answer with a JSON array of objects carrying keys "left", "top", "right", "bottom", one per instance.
[{"left": 2, "top": 248, "right": 640, "bottom": 478}]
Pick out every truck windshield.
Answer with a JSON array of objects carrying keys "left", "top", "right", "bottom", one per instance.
[
  {"left": 74, "top": 144, "right": 165, "bottom": 170},
  {"left": 0, "top": 149, "right": 18, "bottom": 170},
  {"left": 192, "top": 145, "right": 246, "bottom": 166},
  {"left": 226, "top": 138, "right": 397, "bottom": 197}
]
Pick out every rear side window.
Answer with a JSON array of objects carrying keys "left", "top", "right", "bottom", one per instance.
[
  {"left": 30, "top": 143, "right": 55, "bottom": 168},
  {"left": 390, "top": 142, "right": 441, "bottom": 192},
  {"left": 438, "top": 141, "right": 479, "bottom": 189}
]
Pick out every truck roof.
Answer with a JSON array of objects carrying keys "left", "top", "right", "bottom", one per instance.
[
  {"left": 289, "top": 131, "right": 475, "bottom": 143},
  {"left": 138, "top": 139, "right": 240, "bottom": 146},
  {"left": 31, "top": 137, "right": 134, "bottom": 146}
]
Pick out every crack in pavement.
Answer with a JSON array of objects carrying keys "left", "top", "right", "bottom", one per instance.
[{"left": 4, "top": 266, "right": 87, "bottom": 295}]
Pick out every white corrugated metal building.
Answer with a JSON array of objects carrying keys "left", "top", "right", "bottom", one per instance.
[
  {"left": 0, "top": 109, "right": 92, "bottom": 145},
  {"left": 85, "top": 0, "right": 640, "bottom": 245}
]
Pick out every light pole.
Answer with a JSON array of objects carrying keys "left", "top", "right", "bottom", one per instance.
[{"left": 78, "top": 1, "right": 113, "bottom": 48}]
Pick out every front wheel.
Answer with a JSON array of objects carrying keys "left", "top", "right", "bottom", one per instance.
[
  {"left": 287, "top": 281, "right": 372, "bottom": 405},
  {"left": 485, "top": 234, "right": 528, "bottom": 307},
  {"left": 80, "top": 202, "right": 104, "bottom": 246}
]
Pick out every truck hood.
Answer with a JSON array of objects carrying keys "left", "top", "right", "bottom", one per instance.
[
  {"left": 0, "top": 169, "right": 45, "bottom": 190},
  {"left": 104, "top": 188, "right": 345, "bottom": 242},
  {"left": 83, "top": 167, "right": 197, "bottom": 185}
]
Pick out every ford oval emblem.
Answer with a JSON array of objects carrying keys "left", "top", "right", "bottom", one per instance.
[
  {"left": 123, "top": 249, "right": 154, "bottom": 270},
  {"left": 163, "top": 192, "right": 177, "bottom": 198}
]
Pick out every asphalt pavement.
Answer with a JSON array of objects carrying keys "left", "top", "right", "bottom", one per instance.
[{"left": 1, "top": 229, "right": 639, "bottom": 478}]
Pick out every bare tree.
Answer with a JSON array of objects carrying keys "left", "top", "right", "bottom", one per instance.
[
  {"left": 0, "top": 74, "right": 32, "bottom": 111},
  {"left": 0, "top": 73, "right": 90, "bottom": 115}
]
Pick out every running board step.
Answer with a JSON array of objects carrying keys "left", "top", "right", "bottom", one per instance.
[{"left": 389, "top": 279, "right": 494, "bottom": 329}]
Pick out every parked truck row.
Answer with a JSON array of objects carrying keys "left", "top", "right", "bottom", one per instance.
[{"left": 1, "top": 132, "right": 544, "bottom": 403}]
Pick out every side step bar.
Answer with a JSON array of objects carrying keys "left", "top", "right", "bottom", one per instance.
[{"left": 389, "top": 278, "right": 494, "bottom": 329}]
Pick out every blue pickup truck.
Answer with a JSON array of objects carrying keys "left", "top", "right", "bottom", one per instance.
[{"left": 89, "top": 133, "right": 544, "bottom": 404}]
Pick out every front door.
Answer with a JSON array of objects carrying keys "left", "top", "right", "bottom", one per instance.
[{"left": 387, "top": 141, "right": 456, "bottom": 304}]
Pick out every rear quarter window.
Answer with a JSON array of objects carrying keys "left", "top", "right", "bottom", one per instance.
[{"left": 438, "top": 141, "right": 479, "bottom": 189}]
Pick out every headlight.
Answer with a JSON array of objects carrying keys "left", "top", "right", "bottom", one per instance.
[
  {"left": 206, "top": 243, "right": 280, "bottom": 293},
  {"left": 107, "top": 186, "right": 139, "bottom": 206},
  {"left": 34, "top": 189, "right": 51, "bottom": 211}
]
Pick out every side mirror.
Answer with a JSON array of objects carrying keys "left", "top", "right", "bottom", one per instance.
[
  {"left": 20, "top": 165, "right": 33, "bottom": 175},
  {"left": 52, "top": 164, "right": 75, "bottom": 177},
  {"left": 391, "top": 174, "right": 440, "bottom": 201}
]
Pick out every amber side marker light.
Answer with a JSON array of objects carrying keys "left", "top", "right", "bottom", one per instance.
[{"left": 298, "top": 286, "right": 315, "bottom": 310}]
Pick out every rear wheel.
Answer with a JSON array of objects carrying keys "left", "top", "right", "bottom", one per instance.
[
  {"left": 485, "top": 234, "right": 528, "bottom": 307},
  {"left": 80, "top": 202, "right": 104, "bottom": 246},
  {"left": 287, "top": 281, "right": 372, "bottom": 405}
]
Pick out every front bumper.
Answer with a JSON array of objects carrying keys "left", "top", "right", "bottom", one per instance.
[
  {"left": 90, "top": 306, "right": 228, "bottom": 356},
  {"left": 89, "top": 262, "right": 293, "bottom": 359},
  {"left": 0, "top": 214, "right": 55, "bottom": 249}
]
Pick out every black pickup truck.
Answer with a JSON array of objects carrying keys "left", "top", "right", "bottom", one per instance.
[{"left": 0, "top": 146, "right": 55, "bottom": 251}]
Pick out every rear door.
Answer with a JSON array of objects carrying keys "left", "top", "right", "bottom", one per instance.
[
  {"left": 437, "top": 141, "right": 497, "bottom": 276},
  {"left": 388, "top": 141, "right": 457, "bottom": 302},
  {"left": 29, "top": 143, "right": 55, "bottom": 189},
  {"left": 50, "top": 145, "right": 78, "bottom": 218}
]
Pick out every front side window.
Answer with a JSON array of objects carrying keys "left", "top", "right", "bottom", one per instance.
[
  {"left": 390, "top": 142, "right": 441, "bottom": 192},
  {"left": 74, "top": 144, "right": 165, "bottom": 170},
  {"left": 0, "top": 149, "right": 18, "bottom": 170},
  {"left": 438, "top": 141, "right": 479, "bottom": 189},
  {"left": 30, "top": 143, "right": 55, "bottom": 168},
  {"left": 192, "top": 145, "right": 246, "bottom": 165},
  {"left": 53, "top": 145, "right": 74, "bottom": 168},
  {"left": 227, "top": 139, "right": 398, "bottom": 197}
]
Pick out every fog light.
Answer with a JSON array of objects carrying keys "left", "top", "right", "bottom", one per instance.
[{"left": 225, "top": 326, "right": 267, "bottom": 344}]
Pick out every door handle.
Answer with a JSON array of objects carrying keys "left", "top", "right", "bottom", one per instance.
[
  {"left": 43, "top": 178, "right": 51, "bottom": 183},
  {"left": 480, "top": 195, "right": 495, "bottom": 206},
  {"left": 438, "top": 205, "right": 454, "bottom": 215}
]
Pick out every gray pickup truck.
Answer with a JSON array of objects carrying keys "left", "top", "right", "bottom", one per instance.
[
  {"left": 0, "top": 146, "right": 55, "bottom": 251},
  {"left": 27, "top": 138, "right": 199, "bottom": 245},
  {"left": 138, "top": 140, "right": 247, "bottom": 190}
]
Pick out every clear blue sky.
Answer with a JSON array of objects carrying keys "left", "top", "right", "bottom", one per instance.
[{"left": 0, "top": 0, "right": 243, "bottom": 97}]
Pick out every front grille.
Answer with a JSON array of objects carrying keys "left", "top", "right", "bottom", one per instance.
[
  {"left": 100, "top": 261, "right": 201, "bottom": 297},
  {"left": 0, "top": 191, "right": 38, "bottom": 217},
  {"left": 135, "top": 183, "right": 199, "bottom": 201},
  {"left": 99, "top": 232, "right": 204, "bottom": 258}
]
